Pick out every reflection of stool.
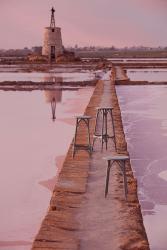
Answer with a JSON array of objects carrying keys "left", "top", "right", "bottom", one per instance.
[
  {"left": 92, "top": 107, "right": 116, "bottom": 151},
  {"left": 73, "top": 115, "right": 92, "bottom": 158},
  {"left": 103, "top": 155, "right": 129, "bottom": 199}
]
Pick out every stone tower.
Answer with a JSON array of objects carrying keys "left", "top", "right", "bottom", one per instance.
[{"left": 42, "top": 7, "right": 63, "bottom": 61}]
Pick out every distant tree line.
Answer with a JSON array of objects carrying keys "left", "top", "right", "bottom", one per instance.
[
  {"left": 0, "top": 47, "right": 42, "bottom": 57},
  {"left": 1, "top": 45, "right": 167, "bottom": 58}
]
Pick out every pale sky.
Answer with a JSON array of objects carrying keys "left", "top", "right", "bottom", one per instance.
[{"left": 0, "top": 0, "right": 167, "bottom": 49}]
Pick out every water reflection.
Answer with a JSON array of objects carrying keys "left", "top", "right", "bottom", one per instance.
[
  {"left": 0, "top": 70, "right": 96, "bottom": 82},
  {"left": 44, "top": 89, "right": 62, "bottom": 121},
  {"left": 44, "top": 77, "right": 62, "bottom": 121},
  {"left": 0, "top": 86, "right": 94, "bottom": 250}
]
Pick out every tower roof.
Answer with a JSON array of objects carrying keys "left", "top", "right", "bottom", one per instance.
[{"left": 50, "top": 7, "right": 55, "bottom": 29}]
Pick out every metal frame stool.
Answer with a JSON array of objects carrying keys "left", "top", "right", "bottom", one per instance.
[
  {"left": 92, "top": 107, "right": 116, "bottom": 151},
  {"left": 103, "top": 155, "right": 129, "bottom": 200},
  {"left": 73, "top": 115, "right": 92, "bottom": 158}
]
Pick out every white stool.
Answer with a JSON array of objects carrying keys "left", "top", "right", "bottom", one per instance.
[
  {"left": 103, "top": 155, "right": 129, "bottom": 199},
  {"left": 92, "top": 107, "right": 116, "bottom": 151},
  {"left": 73, "top": 115, "right": 92, "bottom": 158}
]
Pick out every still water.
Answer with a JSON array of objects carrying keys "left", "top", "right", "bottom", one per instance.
[
  {"left": 0, "top": 71, "right": 96, "bottom": 82},
  {"left": 127, "top": 68, "right": 167, "bottom": 82},
  {"left": 117, "top": 85, "right": 167, "bottom": 250},
  {"left": 0, "top": 86, "right": 94, "bottom": 250}
]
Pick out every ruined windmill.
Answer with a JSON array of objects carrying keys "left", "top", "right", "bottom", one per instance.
[{"left": 42, "top": 7, "right": 63, "bottom": 62}]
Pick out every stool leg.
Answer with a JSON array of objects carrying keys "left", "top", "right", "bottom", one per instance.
[
  {"left": 110, "top": 109, "right": 117, "bottom": 150},
  {"left": 104, "top": 110, "right": 108, "bottom": 150},
  {"left": 73, "top": 119, "right": 79, "bottom": 158},
  {"left": 92, "top": 136, "right": 97, "bottom": 151},
  {"left": 87, "top": 119, "right": 92, "bottom": 154},
  {"left": 94, "top": 109, "right": 100, "bottom": 136},
  {"left": 92, "top": 110, "right": 100, "bottom": 151},
  {"left": 120, "top": 160, "right": 128, "bottom": 200},
  {"left": 101, "top": 110, "right": 105, "bottom": 151},
  {"left": 105, "top": 160, "right": 112, "bottom": 197}
]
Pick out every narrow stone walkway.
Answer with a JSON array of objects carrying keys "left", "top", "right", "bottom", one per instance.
[
  {"left": 75, "top": 77, "right": 149, "bottom": 250},
  {"left": 32, "top": 72, "right": 149, "bottom": 250},
  {"left": 76, "top": 79, "right": 119, "bottom": 249}
]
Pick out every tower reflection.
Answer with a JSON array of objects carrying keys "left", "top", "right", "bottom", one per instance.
[{"left": 44, "top": 76, "right": 62, "bottom": 121}]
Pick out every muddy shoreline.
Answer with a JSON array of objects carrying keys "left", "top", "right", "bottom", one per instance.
[
  {"left": 32, "top": 74, "right": 149, "bottom": 249},
  {"left": 116, "top": 80, "right": 167, "bottom": 85}
]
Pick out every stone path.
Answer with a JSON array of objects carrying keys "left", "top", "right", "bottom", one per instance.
[
  {"left": 32, "top": 73, "right": 149, "bottom": 250},
  {"left": 75, "top": 77, "right": 149, "bottom": 250}
]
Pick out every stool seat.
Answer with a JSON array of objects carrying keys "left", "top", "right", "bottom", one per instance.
[
  {"left": 75, "top": 115, "right": 92, "bottom": 119},
  {"left": 103, "top": 155, "right": 129, "bottom": 161},
  {"left": 96, "top": 107, "right": 113, "bottom": 110}
]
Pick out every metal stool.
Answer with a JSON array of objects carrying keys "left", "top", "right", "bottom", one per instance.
[
  {"left": 92, "top": 107, "right": 116, "bottom": 151},
  {"left": 73, "top": 115, "right": 92, "bottom": 157},
  {"left": 103, "top": 155, "right": 129, "bottom": 199}
]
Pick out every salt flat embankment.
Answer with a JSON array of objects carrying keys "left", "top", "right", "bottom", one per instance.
[
  {"left": 114, "top": 65, "right": 167, "bottom": 85},
  {"left": 32, "top": 70, "right": 149, "bottom": 250}
]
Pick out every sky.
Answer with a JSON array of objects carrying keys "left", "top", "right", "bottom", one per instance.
[{"left": 0, "top": 0, "right": 167, "bottom": 49}]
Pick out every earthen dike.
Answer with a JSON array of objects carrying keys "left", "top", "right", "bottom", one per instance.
[{"left": 32, "top": 63, "right": 152, "bottom": 250}]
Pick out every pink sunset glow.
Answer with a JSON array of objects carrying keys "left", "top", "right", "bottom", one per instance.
[{"left": 0, "top": 0, "right": 167, "bottom": 49}]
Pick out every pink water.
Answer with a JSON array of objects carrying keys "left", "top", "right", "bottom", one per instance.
[
  {"left": 0, "top": 87, "right": 93, "bottom": 250},
  {"left": 0, "top": 71, "right": 96, "bottom": 82},
  {"left": 117, "top": 85, "right": 167, "bottom": 250},
  {"left": 127, "top": 68, "right": 167, "bottom": 82}
]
